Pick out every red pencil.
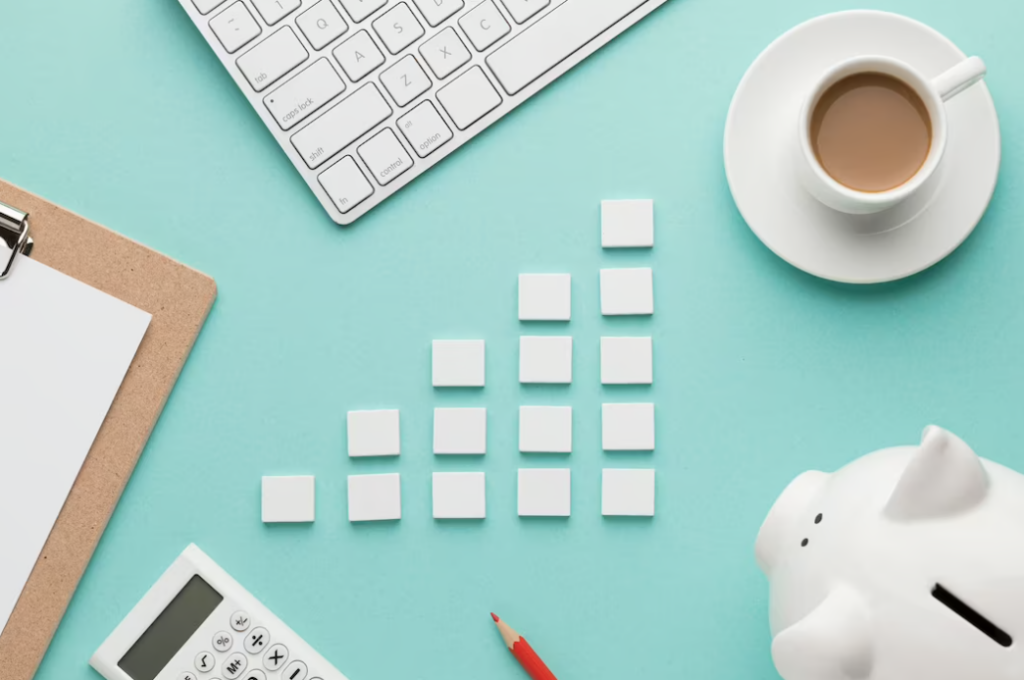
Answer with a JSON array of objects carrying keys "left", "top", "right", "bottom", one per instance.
[{"left": 491, "top": 613, "right": 559, "bottom": 680}]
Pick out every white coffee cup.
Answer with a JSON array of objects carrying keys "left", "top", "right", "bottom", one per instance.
[{"left": 797, "top": 55, "right": 987, "bottom": 215}]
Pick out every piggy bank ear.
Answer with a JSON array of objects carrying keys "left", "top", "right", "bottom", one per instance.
[
  {"left": 884, "top": 426, "right": 988, "bottom": 522},
  {"left": 772, "top": 586, "right": 873, "bottom": 680}
]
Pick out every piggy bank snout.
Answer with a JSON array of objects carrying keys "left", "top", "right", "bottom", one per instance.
[{"left": 756, "top": 470, "right": 829, "bottom": 575}]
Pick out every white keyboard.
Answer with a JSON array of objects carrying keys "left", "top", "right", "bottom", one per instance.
[{"left": 178, "top": 0, "right": 669, "bottom": 224}]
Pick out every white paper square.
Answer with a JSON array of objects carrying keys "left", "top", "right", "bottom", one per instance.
[
  {"left": 520, "top": 336, "right": 573, "bottom": 383},
  {"left": 432, "top": 472, "right": 486, "bottom": 519},
  {"left": 600, "top": 268, "right": 654, "bottom": 316},
  {"left": 432, "top": 339, "right": 486, "bottom": 387},
  {"left": 602, "top": 403, "right": 655, "bottom": 451},
  {"left": 434, "top": 407, "right": 487, "bottom": 454},
  {"left": 602, "top": 469, "right": 655, "bottom": 516},
  {"left": 602, "top": 199, "right": 654, "bottom": 248},
  {"left": 519, "top": 406, "right": 572, "bottom": 453},
  {"left": 348, "top": 473, "right": 402, "bottom": 521},
  {"left": 519, "top": 274, "right": 571, "bottom": 321},
  {"left": 262, "top": 476, "right": 316, "bottom": 523},
  {"left": 347, "top": 409, "right": 401, "bottom": 457},
  {"left": 601, "top": 337, "right": 653, "bottom": 384},
  {"left": 518, "top": 468, "right": 571, "bottom": 517}
]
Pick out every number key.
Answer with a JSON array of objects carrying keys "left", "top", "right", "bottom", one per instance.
[
  {"left": 372, "top": 3, "right": 425, "bottom": 54},
  {"left": 252, "top": 0, "right": 302, "bottom": 24},
  {"left": 339, "top": 0, "right": 388, "bottom": 22}
]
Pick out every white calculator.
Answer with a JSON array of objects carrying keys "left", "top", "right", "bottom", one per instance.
[{"left": 91, "top": 544, "right": 349, "bottom": 680}]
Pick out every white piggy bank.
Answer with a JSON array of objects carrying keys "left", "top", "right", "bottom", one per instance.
[{"left": 756, "top": 426, "right": 1024, "bottom": 680}]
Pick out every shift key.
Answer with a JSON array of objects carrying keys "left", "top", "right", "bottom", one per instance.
[
  {"left": 291, "top": 84, "right": 393, "bottom": 169},
  {"left": 265, "top": 59, "right": 345, "bottom": 130}
]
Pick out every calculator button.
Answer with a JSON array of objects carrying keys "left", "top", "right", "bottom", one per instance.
[
  {"left": 242, "top": 672, "right": 267, "bottom": 680},
  {"left": 264, "top": 643, "right": 289, "bottom": 670},
  {"left": 282, "top": 660, "right": 308, "bottom": 680},
  {"left": 222, "top": 652, "right": 248, "bottom": 680},
  {"left": 195, "top": 651, "right": 215, "bottom": 673},
  {"left": 180, "top": 673, "right": 199, "bottom": 680},
  {"left": 230, "top": 611, "right": 251, "bottom": 631},
  {"left": 213, "top": 631, "right": 233, "bottom": 652},
  {"left": 244, "top": 627, "right": 270, "bottom": 654},
  {"left": 210, "top": 3, "right": 262, "bottom": 54}
]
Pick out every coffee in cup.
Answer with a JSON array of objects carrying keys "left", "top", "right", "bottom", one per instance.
[
  {"left": 797, "top": 55, "right": 987, "bottom": 215},
  {"left": 810, "top": 72, "right": 932, "bottom": 193}
]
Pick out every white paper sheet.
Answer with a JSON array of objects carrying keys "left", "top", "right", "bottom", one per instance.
[{"left": 0, "top": 255, "right": 151, "bottom": 634}]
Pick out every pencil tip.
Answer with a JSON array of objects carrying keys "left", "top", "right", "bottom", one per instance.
[{"left": 491, "top": 612, "right": 500, "bottom": 623}]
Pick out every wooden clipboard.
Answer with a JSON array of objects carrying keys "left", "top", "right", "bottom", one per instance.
[{"left": 0, "top": 179, "right": 217, "bottom": 680}]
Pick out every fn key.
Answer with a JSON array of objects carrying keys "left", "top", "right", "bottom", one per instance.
[{"left": 318, "top": 157, "right": 374, "bottom": 214}]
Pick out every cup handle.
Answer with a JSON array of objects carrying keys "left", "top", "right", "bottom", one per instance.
[{"left": 932, "top": 56, "right": 987, "bottom": 102}]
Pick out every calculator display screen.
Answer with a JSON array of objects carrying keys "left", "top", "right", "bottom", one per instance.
[{"left": 118, "top": 575, "right": 223, "bottom": 680}]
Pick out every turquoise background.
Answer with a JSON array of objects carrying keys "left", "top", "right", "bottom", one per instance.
[{"left": 3, "top": 0, "right": 1024, "bottom": 678}]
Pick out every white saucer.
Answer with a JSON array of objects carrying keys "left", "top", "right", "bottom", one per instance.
[{"left": 724, "top": 10, "right": 1001, "bottom": 284}]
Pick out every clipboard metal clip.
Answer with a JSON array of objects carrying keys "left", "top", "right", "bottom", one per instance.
[{"left": 0, "top": 200, "right": 33, "bottom": 280}]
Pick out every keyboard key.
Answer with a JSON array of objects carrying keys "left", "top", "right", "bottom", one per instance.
[
  {"left": 419, "top": 27, "right": 470, "bottom": 79},
  {"left": 398, "top": 101, "right": 452, "bottom": 157},
  {"left": 487, "top": 0, "right": 649, "bottom": 95},
  {"left": 292, "top": 84, "right": 392, "bottom": 168},
  {"left": 264, "top": 59, "right": 346, "bottom": 129},
  {"left": 333, "top": 30, "right": 385, "bottom": 81},
  {"left": 237, "top": 28, "right": 309, "bottom": 91},
  {"left": 411, "top": 0, "right": 464, "bottom": 26},
  {"left": 209, "top": 3, "right": 261, "bottom": 53},
  {"left": 436, "top": 65, "right": 500, "bottom": 129},
  {"left": 380, "top": 55, "right": 431, "bottom": 107},
  {"left": 499, "top": 0, "right": 548, "bottom": 23},
  {"left": 252, "top": 0, "right": 301, "bottom": 25},
  {"left": 297, "top": 1, "right": 349, "bottom": 49},
  {"left": 192, "top": 0, "right": 228, "bottom": 15},
  {"left": 359, "top": 128, "right": 414, "bottom": 185},
  {"left": 372, "top": 3, "right": 425, "bottom": 54},
  {"left": 318, "top": 156, "right": 374, "bottom": 213},
  {"left": 459, "top": 1, "right": 510, "bottom": 51},
  {"left": 339, "top": 0, "right": 388, "bottom": 22}
]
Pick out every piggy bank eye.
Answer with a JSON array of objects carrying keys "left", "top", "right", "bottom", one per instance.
[
  {"left": 815, "top": 513, "right": 823, "bottom": 524},
  {"left": 800, "top": 538, "right": 809, "bottom": 547}
]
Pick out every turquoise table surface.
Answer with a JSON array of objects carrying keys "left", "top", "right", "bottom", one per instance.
[{"left": 4, "top": 0, "right": 1024, "bottom": 678}]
